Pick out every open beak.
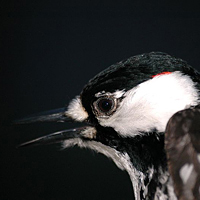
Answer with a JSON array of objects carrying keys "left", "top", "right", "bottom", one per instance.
[
  {"left": 14, "top": 107, "right": 72, "bottom": 124},
  {"left": 17, "top": 126, "right": 90, "bottom": 148},
  {"left": 16, "top": 107, "right": 93, "bottom": 147}
]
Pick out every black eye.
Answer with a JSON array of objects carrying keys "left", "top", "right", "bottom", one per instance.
[
  {"left": 93, "top": 97, "right": 117, "bottom": 117},
  {"left": 98, "top": 98, "right": 113, "bottom": 113}
]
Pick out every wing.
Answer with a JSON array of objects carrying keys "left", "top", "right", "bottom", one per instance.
[{"left": 165, "top": 106, "right": 200, "bottom": 200}]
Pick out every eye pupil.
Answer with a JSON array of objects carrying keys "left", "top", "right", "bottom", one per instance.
[
  {"left": 98, "top": 98, "right": 113, "bottom": 112},
  {"left": 93, "top": 96, "right": 117, "bottom": 117}
]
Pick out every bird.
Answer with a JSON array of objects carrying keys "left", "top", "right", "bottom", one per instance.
[{"left": 17, "top": 52, "right": 200, "bottom": 200}]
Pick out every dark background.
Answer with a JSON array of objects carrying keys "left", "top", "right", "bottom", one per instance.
[{"left": 1, "top": 1, "right": 200, "bottom": 200}]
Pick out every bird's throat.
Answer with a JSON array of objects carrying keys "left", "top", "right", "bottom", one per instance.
[{"left": 95, "top": 127, "right": 172, "bottom": 199}]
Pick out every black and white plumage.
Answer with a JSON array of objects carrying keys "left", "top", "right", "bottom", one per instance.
[
  {"left": 165, "top": 106, "right": 200, "bottom": 200},
  {"left": 18, "top": 52, "right": 200, "bottom": 200}
]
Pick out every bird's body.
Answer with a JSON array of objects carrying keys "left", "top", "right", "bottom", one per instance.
[{"left": 18, "top": 52, "right": 200, "bottom": 200}]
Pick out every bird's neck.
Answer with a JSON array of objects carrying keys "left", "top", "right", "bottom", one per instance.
[
  {"left": 131, "top": 167, "right": 176, "bottom": 200},
  {"left": 122, "top": 134, "right": 177, "bottom": 200},
  {"left": 97, "top": 127, "right": 166, "bottom": 172},
  {"left": 96, "top": 128, "right": 177, "bottom": 199},
  {"left": 120, "top": 133, "right": 170, "bottom": 199}
]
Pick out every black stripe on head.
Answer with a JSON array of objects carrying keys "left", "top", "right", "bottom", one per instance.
[{"left": 94, "top": 125, "right": 166, "bottom": 173}]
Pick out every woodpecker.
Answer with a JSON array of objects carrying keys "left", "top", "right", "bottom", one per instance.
[{"left": 18, "top": 52, "right": 200, "bottom": 200}]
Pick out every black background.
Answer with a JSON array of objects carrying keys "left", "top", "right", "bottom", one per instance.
[{"left": 1, "top": 1, "right": 200, "bottom": 200}]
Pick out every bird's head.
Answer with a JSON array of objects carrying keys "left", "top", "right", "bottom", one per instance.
[{"left": 18, "top": 52, "right": 200, "bottom": 189}]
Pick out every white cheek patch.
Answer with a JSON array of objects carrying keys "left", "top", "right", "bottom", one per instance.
[
  {"left": 98, "top": 72, "right": 199, "bottom": 136},
  {"left": 65, "top": 96, "right": 88, "bottom": 121}
]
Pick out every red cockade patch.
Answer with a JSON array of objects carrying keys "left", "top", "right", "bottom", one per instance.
[{"left": 152, "top": 71, "right": 172, "bottom": 78}]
